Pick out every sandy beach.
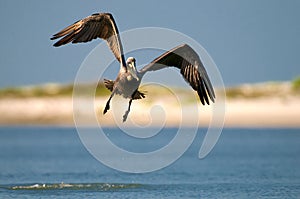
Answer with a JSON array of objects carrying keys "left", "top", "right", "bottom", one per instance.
[{"left": 0, "top": 93, "right": 299, "bottom": 128}]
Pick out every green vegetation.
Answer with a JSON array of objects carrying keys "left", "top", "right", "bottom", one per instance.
[
  {"left": 226, "top": 86, "right": 251, "bottom": 98},
  {"left": 0, "top": 83, "right": 110, "bottom": 98},
  {"left": 225, "top": 84, "right": 274, "bottom": 99},
  {"left": 292, "top": 76, "right": 300, "bottom": 91},
  {"left": 225, "top": 81, "right": 294, "bottom": 99},
  {"left": 0, "top": 78, "right": 299, "bottom": 99}
]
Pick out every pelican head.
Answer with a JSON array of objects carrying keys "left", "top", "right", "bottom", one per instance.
[{"left": 126, "top": 57, "right": 139, "bottom": 81}]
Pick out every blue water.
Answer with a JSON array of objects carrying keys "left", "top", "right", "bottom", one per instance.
[{"left": 0, "top": 127, "right": 299, "bottom": 198}]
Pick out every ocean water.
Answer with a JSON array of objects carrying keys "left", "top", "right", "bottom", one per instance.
[{"left": 0, "top": 127, "right": 299, "bottom": 198}]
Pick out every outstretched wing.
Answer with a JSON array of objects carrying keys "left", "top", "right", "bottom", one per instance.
[
  {"left": 51, "top": 13, "right": 126, "bottom": 67},
  {"left": 140, "top": 44, "right": 215, "bottom": 105}
]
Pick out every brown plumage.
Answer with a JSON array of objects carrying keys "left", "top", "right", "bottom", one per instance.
[
  {"left": 51, "top": 13, "right": 126, "bottom": 67},
  {"left": 104, "top": 79, "right": 146, "bottom": 100},
  {"left": 140, "top": 44, "right": 215, "bottom": 105}
]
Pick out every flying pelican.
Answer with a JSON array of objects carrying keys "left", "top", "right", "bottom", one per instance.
[{"left": 51, "top": 13, "right": 215, "bottom": 122}]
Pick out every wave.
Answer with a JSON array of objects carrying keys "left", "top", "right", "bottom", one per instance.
[{"left": 3, "top": 182, "right": 142, "bottom": 191}]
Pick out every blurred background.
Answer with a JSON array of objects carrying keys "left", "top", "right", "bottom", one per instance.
[{"left": 0, "top": 0, "right": 299, "bottom": 88}]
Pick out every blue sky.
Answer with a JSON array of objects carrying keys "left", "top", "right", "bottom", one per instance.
[{"left": 0, "top": 0, "right": 299, "bottom": 88}]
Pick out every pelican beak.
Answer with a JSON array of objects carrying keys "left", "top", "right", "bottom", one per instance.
[{"left": 128, "top": 62, "right": 139, "bottom": 81}]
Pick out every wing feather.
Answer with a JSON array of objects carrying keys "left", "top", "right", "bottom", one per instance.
[
  {"left": 51, "top": 13, "right": 126, "bottom": 67},
  {"left": 140, "top": 44, "right": 215, "bottom": 105}
]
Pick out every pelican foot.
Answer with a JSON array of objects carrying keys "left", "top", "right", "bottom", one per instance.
[{"left": 103, "top": 104, "right": 110, "bottom": 114}]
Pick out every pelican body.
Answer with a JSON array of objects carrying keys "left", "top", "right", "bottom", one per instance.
[
  {"left": 51, "top": 13, "right": 215, "bottom": 122},
  {"left": 113, "top": 57, "right": 141, "bottom": 98}
]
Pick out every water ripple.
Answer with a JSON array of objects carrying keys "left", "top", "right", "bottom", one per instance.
[{"left": 4, "top": 182, "right": 142, "bottom": 191}]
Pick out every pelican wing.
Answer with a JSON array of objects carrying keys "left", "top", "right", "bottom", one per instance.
[
  {"left": 140, "top": 44, "right": 215, "bottom": 105},
  {"left": 51, "top": 13, "right": 126, "bottom": 67}
]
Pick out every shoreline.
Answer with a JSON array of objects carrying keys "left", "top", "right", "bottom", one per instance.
[{"left": 0, "top": 95, "right": 299, "bottom": 128}]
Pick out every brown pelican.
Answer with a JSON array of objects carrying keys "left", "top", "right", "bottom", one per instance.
[{"left": 51, "top": 13, "right": 215, "bottom": 122}]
